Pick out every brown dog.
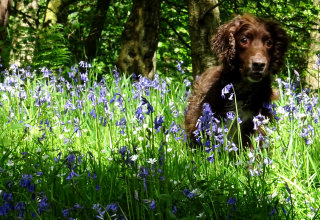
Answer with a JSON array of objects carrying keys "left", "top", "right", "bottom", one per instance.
[{"left": 185, "top": 14, "right": 288, "bottom": 147}]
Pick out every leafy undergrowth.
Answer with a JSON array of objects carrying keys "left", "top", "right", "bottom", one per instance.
[{"left": 0, "top": 62, "right": 319, "bottom": 219}]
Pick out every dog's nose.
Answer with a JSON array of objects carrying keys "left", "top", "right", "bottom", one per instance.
[{"left": 252, "top": 61, "right": 266, "bottom": 72}]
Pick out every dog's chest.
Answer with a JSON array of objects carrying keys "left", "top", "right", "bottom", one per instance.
[{"left": 225, "top": 99, "right": 255, "bottom": 124}]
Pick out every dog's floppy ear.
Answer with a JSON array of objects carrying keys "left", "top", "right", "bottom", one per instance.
[
  {"left": 264, "top": 20, "right": 288, "bottom": 74},
  {"left": 211, "top": 16, "right": 241, "bottom": 67}
]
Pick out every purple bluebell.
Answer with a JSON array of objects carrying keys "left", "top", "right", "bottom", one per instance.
[
  {"left": 154, "top": 116, "right": 164, "bottom": 133},
  {"left": 66, "top": 169, "right": 79, "bottom": 180},
  {"left": 141, "top": 96, "right": 154, "bottom": 115},
  {"left": 106, "top": 203, "right": 118, "bottom": 212},
  {"left": 221, "top": 83, "right": 234, "bottom": 99},
  {"left": 89, "top": 108, "right": 97, "bottom": 119},
  {"left": 149, "top": 200, "right": 156, "bottom": 211},
  {"left": 55, "top": 152, "right": 62, "bottom": 163},
  {"left": 37, "top": 195, "right": 50, "bottom": 214},
  {"left": 135, "top": 107, "right": 145, "bottom": 123},
  {"left": 20, "top": 174, "right": 35, "bottom": 192},
  {"left": 62, "top": 209, "right": 69, "bottom": 217}
]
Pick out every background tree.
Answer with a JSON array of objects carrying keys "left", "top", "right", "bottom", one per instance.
[
  {"left": 0, "top": 0, "right": 12, "bottom": 67},
  {"left": 85, "top": 0, "right": 111, "bottom": 61},
  {"left": 306, "top": 0, "right": 320, "bottom": 89},
  {"left": 117, "top": 0, "right": 162, "bottom": 78},
  {"left": 188, "top": 0, "right": 220, "bottom": 77}
]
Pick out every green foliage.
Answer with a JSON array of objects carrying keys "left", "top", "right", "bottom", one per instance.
[
  {"left": 5, "top": 0, "right": 320, "bottom": 80},
  {"left": 33, "top": 24, "right": 72, "bottom": 69},
  {"left": 0, "top": 64, "right": 319, "bottom": 218}
]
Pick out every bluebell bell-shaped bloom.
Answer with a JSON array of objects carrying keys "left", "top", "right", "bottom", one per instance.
[
  {"left": 37, "top": 195, "right": 50, "bottom": 214},
  {"left": 20, "top": 174, "right": 35, "bottom": 192},
  {"left": 154, "top": 116, "right": 164, "bottom": 133},
  {"left": 62, "top": 209, "right": 69, "bottom": 217},
  {"left": 66, "top": 169, "right": 79, "bottom": 180},
  {"left": 89, "top": 108, "right": 97, "bottom": 119},
  {"left": 221, "top": 83, "right": 234, "bottom": 99},
  {"left": 135, "top": 107, "right": 145, "bottom": 123},
  {"left": 141, "top": 96, "right": 154, "bottom": 115},
  {"left": 149, "top": 200, "right": 156, "bottom": 211},
  {"left": 55, "top": 152, "right": 62, "bottom": 163},
  {"left": 106, "top": 203, "right": 118, "bottom": 212}
]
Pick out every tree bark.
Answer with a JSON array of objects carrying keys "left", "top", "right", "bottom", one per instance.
[
  {"left": 117, "top": 0, "right": 162, "bottom": 79},
  {"left": 306, "top": 0, "right": 320, "bottom": 89},
  {"left": 188, "top": 0, "right": 220, "bottom": 77},
  {"left": 85, "top": 0, "right": 111, "bottom": 61},
  {"left": 0, "top": 0, "right": 12, "bottom": 66}
]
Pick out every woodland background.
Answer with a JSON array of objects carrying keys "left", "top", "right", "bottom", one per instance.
[{"left": 0, "top": 0, "right": 320, "bottom": 84}]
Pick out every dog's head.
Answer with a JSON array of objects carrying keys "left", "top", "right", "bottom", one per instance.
[{"left": 211, "top": 14, "right": 288, "bottom": 82}]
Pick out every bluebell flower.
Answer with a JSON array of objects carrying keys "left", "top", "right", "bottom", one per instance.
[
  {"left": 66, "top": 169, "right": 79, "bottom": 180},
  {"left": 141, "top": 96, "right": 154, "bottom": 115},
  {"left": 281, "top": 206, "right": 287, "bottom": 214},
  {"left": 80, "top": 72, "right": 89, "bottom": 83},
  {"left": 154, "top": 116, "right": 164, "bottom": 133},
  {"left": 183, "top": 189, "right": 195, "bottom": 199},
  {"left": 172, "top": 206, "right": 177, "bottom": 214},
  {"left": 55, "top": 152, "right": 62, "bottom": 163},
  {"left": 62, "top": 209, "right": 69, "bottom": 217},
  {"left": 176, "top": 61, "right": 185, "bottom": 74},
  {"left": 79, "top": 61, "right": 91, "bottom": 68},
  {"left": 315, "top": 54, "right": 320, "bottom": 70},
  {"left": 227, "top": 197, "right": 236, "bottom": 205},
  {"left": 2, "top": 192, "right": 13, "bottom": 201},
  {"left": 66, "top": 154, "right": 76, "bottom": 169},
  {"left": 72, "top": 203, "right": 83, "bottom": 210},
  {"left": 149, "top": 200, "right": 156, "bottom": 211},
  {"left": 135, "top": 107, "right": 145, "bottom": 123},
  {"left": 119, "top": 146, "right": 127, "bottom": 159},
  {"left": 207, "top": 153, "right": 214, "bottom": 162},
  {"left": 14, "top": 202, "right": 26, "bottom": 218},
  {"left": 89, "top": 108, "right": 97, "bottom": 119},
  {"left": 65, "top": 99, "right": 76, "bottom": 111},
  {"left": 37, "top": 195, "right": 50, "bottom": 214},
  {"left": 40, "top": 67, "right": 51, "bottom": 78},
  {"left": 20, "top": 174, "right": 35, "bottom": 192},
  {"left": 0, "top": 203, "right": 10, "bottom": 216},
  {"left": 226, "top": 111, "right": 235, "bottom": 120},
  {"left": 269, "top": 207, "right": 276, "bottom": 216},
  {"left": 106, "top": 203, "right": 118, "bottom": 212},
  {"left": 221, "top": 83, "right": 234, "bottom": 99}
]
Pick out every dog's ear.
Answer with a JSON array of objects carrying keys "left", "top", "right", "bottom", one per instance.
[
  {"left": 265, "top": 20, "right": 288, "bottom": 74},
  {"left": 211, "top": 16, "right": 241, "bottom": 67}
]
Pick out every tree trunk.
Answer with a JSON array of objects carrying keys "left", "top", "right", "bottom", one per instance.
[
  {"left": 0, "top": 0, "right": 12, "bottom": 66},
  {"left": 306, "top": 0, "right": 320, "bottom": 89},
  {"left": 10, "top": 0, "right": 38, "bottom": 66},
  {"left": 188, "top": 0, "right": 220, "bottom": 77},
  {"left": 85, "top": 0, "right": 111, "bottom": 61},
  {"left": 117, "top": 0, "right": 162, "bottom": 79}
]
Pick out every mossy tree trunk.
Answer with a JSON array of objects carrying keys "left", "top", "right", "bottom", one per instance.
[
  {"left": 117, "top": 0, "right": 162, "bottom": 79},
  {"left": 188, "top": 0, "right": 220, "bottom": 77},
  {"left": 306, "top": 0, "right": 320, "bottom": 89}
]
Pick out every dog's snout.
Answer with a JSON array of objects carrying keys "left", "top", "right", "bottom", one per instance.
[
  {"left": 251, "top": 54, "right": 267, "bottom": 72},
  {"left": 252, "top": 61, "right": 266, "bottom": 72}
]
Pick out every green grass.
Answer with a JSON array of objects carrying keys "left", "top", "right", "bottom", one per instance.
[{"left": 0, "top": 64, "right": 319, "bottom": 219}]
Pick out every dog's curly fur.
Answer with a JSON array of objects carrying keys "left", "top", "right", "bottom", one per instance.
[{"left": 185, "top": 14, "right": 288, "bottom": 146}]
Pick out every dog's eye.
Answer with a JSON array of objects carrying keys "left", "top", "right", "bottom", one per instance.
[
  {"left": 266, "top": 39, "right": 273, "bottom": 47},
  {"left": 240, "top": 37, "right": 248, "bottom": 44}
]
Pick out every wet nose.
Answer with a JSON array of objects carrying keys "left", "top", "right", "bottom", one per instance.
[
  {"left": 252, "top": 61, "right": 265, "bottom": 72},
  {"left": 251, "top": 55, "right": 267, "bottom": 72}
]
